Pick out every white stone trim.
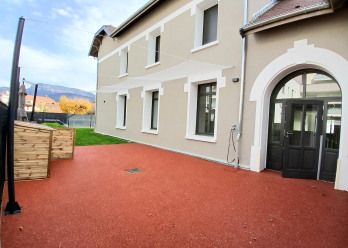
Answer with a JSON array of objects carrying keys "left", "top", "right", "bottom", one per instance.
[
  {"left": 185, "top": 70, "right": 225, "bottom": 143},
  {"left": 249, "top": 39, "right": 348, "bottom": 191},
  {"left": 192, "top": 0, "right": 219, "bottom": 49},
  {"left": 115, "top": 91, "right": 129, "bottom": 130},
  {"left": 118, "top": 73, "right": 128, "bottom": 79},
  {"left": 99, "top": 0, "right": 217, "bottom": 63},
  {"left": 146, "top": 27, "right": 162, "bottom": 66},
  {"left": 145, "top": 62, "right": 160, "bottom": 69},
  {"left": 141, "top": 83, "right": 163, "bottom": 134},
  {"left": 119, "top": 47, "right": 128, "bottom": 76},
  {"left": 115, "top": 90, "right": 129, "bottom": 129},
  {"left": 191, "top": 40, "right": 219, "bottom": 53}
]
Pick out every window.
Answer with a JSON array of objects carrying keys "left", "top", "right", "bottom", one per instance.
[
  {"left": 185, "top": 72, "right": 224, "bottom": 143},
  {"left": 155, "top": 35, "right": 161, "bottom": 63},
  {"left": 193, "top": 0, "right": 219, "bottom": 50},
  {"left": 151, "top": 91, "right": 159, "bottom": 130},
  {"left": 275, "top": 71, "right": 341, "bottom": 100},
  {"left": 122, "top": 95, "right": 127, "bottom": 127},
  {"left": 196, "top": 83, "right": 216, "bottom": 135},
  {"left": 142, "top": 85, "right": 162, "bottom": 134},
  {"left": 116, "top": 94, "right": 128, "bottom": 129},
  {"left": 146, "top": 29, "right": 162, "bottom": 67},
  {"left": 119, "top": 47, "right": 128, "bottom": 76},
  {"left": 202, "top": 5, "right": 218, "bottom": 45}
]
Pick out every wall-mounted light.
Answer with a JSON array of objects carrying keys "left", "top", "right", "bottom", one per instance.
[{"left": 232, "top": 78, "right": 240, "bottom": 83}]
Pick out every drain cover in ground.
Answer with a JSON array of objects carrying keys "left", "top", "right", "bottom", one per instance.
[{"left": 127, "top": 168, "right": 141, "bottom": 173}]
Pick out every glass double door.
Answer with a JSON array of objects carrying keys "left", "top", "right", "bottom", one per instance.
[{"left": 282, "top": 100, "right": 323, "bottom": 179}]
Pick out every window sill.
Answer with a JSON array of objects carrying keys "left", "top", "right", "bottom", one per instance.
[
  {"left": 141, "top": 129, "right": 159, "bottom": 135},
  {"left": 118, "top": 73, "right": 128, "bottom": 79},
  {"left": 191, "top": 40, "right": 219, "bottom": 54},
  {"left": 185, "top": 134, "right": 216, "bottom": 143},
  {"left": 116, "top": 126, "right": 127, "bottom": 130},
  {"left": 145, "top": 62, "right": 160, "bottom": 69}
]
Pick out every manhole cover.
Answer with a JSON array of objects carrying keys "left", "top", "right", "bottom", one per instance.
[{"left": 126, "top": 168, "right": 142, "bottom": 174}]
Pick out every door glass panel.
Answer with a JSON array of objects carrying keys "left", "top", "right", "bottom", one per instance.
[
  {"left": 289, "top": 104, "right": 303, "bottom": 146},
  {"left": 303, "top": 104, "right": 318, "bottom": 147},
  {"left": 326, "top": 102, "right": 341, "bottom": 149},
  {"left": 305, "top": 74, "right": 342, "bottom": 98},
  {"left": 276, "top": 75, "right": 304, "bottom": 99},
  {"left": 271, "top": 102, "right": 282, "bottom": 143}
]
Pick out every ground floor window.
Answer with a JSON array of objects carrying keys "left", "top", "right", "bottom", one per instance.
[
  {"left": 116, "top": 93, "right": 128, "bottom": 129},
  {"left": 142, "top": 85, "right": 162, "bottom": 134},
  {"left": 196, "top": 83, "right": 216, "bottom": 136},
  {"left": 151, "top": 91, "right": 159, "bottom": 130}
]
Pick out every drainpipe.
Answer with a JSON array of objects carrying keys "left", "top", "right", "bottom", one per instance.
[
  {"left": 236, "top": 0, "right": 248, "bottom": 167},
  {"left": 95, "top": 59, "right": 99, "bottom": 129}
]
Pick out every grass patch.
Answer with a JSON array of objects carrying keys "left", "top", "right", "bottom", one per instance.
[
  {"left": 43, "top": 122, "right": 64, "bottom": 128},
  {"left": 75, "top": 128, "right": 128, "bottom": 146},
  {"left": 43, "top": 123, "right": 128, "bottom": 146}
]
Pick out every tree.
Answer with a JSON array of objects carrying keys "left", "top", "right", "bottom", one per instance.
[{"left": 59, "top": 96, "right": 92, "bottom": 115}]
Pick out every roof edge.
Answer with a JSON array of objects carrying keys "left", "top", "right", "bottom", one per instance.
[
  {"left": 241, "top": 2, "right": 332, "bottom": 36},
  {"left": 110, "top": 0, "right": 161, "bottom": 38},
  {"left": 88, "top": 25, "right": 116, "bottom": 58}
]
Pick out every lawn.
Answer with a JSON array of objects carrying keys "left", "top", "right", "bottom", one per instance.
[
  {"left": 43, "top": 123, "right": 128, "bottom": 146},
  {"left": 74, "top": 128, "right": 128, "bottom": 146}
]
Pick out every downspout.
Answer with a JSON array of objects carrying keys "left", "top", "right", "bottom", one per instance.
[
  {"left": 236, "top": 0, "right": 248, "bottom": 167},
  {"left": 95, "top": 58, "right": 99, "bottom": 130}
]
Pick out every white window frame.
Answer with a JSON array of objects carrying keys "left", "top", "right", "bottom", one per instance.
[
  {"left": 115, "top": 90, "right": 129, "bottom": 129},
  {"left": 119, "top": 47, "right": 129, "bottom": 77},
  {"left": 185, "top": 70, "right": 225, "bottom": 143},
  {"left": 191, "top": 0, "right": 219, "bottom": 52},
  {"left": 146, "top": 27, "right": 163, "bottom": 68},
  {"left": 141, "top": 83, "right": 163, "bottom": 134}
]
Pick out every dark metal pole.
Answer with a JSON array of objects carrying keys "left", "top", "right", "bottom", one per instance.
[
  {"left": 5, "top": 17, "right": 25, "bottom": 215},
  {"left": 30, "top": 84, "right": 38, "bottom": 121}
]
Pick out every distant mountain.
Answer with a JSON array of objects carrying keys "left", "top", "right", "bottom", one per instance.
[{"left": 26, "top": 83, "right": 95, "bottom": 102}]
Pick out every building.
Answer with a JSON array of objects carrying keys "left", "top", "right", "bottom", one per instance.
[
  {"left": 25, "top": 95, "right": 62, "bottom": 113},
  {"left": 0, "top": 90, "right": 9, "bottom": 105},
  {"left": 89, "top": 0, "right": 348, "bottom": 191}
]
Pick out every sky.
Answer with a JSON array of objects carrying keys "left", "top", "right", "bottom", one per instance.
[{"left": 0, "top": 0, "right": 148, "bottom": 92}]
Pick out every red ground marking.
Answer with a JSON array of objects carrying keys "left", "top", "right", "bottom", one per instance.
[{"left": 2, "top": 144, "right": 348, "bottom": 248}]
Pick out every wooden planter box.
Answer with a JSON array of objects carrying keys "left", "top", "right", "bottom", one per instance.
[
  {"left": 14, "top": 121, "right": 54, "bottom": 180},
  {"left": 51, "top": 128, "right": 75, "bottom": 160}
]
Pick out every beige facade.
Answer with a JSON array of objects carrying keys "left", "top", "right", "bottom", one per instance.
[
  {"left": 93, "top": 0, "right": 348, "bottom": 190},
  {"left": 96, "top": 0, "right": 244, "bottom": 165}
]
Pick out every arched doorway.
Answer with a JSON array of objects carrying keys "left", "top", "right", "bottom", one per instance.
[{"left": 266, "top": 69, "right": 342, "bottom": 181}]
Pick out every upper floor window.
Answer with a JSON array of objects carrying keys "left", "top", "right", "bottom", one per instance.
[
  {"left": 119, "top": 47, "right": 128, "bottom": 76},
  {"left": 147, "top": 28, "right": 162, "bottom": 67},
  {"left": 193, "top": 0, "right": 218, "bottom": 49},
  {"left": 155, "top": 35, "right": 161, "bottom": 63},
  {"left": 202, "top": 5, "right": 218, "bottom": 45}
]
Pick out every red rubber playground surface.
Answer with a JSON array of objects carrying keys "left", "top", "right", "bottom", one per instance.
[{"left": 2, "top": 144, "right": 348, "bottom": 248}]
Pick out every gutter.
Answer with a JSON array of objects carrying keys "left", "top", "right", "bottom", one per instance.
[
  {"left": 240, "top": 2, "right": 331, "bottom": 36},
  {"left": 111, "top": 0, "right": 161, "bottom": 38},
  {"left": 236, "top": 0, "right": 248, "bottom": 167}
]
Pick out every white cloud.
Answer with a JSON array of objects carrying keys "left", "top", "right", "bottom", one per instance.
[
  {"left": 0, "top": 37, "right": 97, "bottom": 91},
  {"left": 52, "top": 8, "right": 71, "bottom": 17},
  {"left": 1, "top": 0, "right": 148, "bottom": 91}
]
